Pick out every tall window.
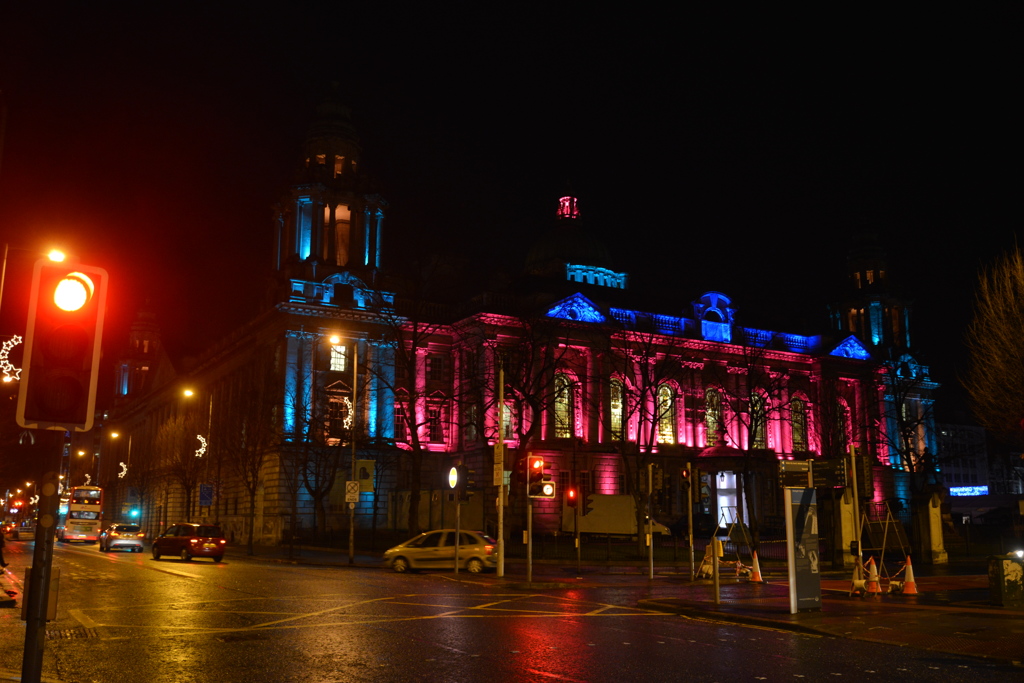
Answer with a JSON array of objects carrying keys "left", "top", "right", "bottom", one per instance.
[
  {"left": 834, "top": 399, "right": 850, "bottom": 454},
  {"left": 705, "top": 388, "right": 722, "bottom": 443},
  {"left": 428, "top": 404, "right": 445, "bottom": 443},
  {"left": 330, "top": 343, "right": 348, "bottom": 372},
  {"left": 609, "top": 379, "right": 624, "bottom": 441},
  {"left": 501, "top": 402, "right": 515, "bottom": 439},
  {"left": 657, "top": 384, "right": 675, "bottom": 444},
  {"left": 463, "top": 404, "right": 478, "bottom": 443},
  {"left": 791, "top": 398, "right": 807, "bottom": 452},
  {"left": 326, "top": 394, "right": 351, "bottom": 445},
  {"left": 426, "top": 354, "right": 448, "bottom": 382},
  {"left": 750, "top": 394, "right": 767, "bottom": 449},
  {"left": 554, "top": 374, "right": 574, "bottom": 439},
  {"left": 394, "top": 402, "right": 409, "bottom": 442}
]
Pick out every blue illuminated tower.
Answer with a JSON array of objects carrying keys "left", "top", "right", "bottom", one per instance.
[
  {"left": 830, "top": 233, "right": 911, "bottom": 351},
  {"left": 274, "top": 87, "right": 386, "bottom": 284}
]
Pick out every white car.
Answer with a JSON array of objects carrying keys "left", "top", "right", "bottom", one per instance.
[
  {"left": 99, "top": 524, "right": 145, "bottom": 553},
  {"left": 383, "top": 529, "right": 497, "bottom": 573}
]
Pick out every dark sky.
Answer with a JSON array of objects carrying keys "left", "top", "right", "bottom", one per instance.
[{"left": 1, "top": 6, "right": 1020, "bottom": 419}]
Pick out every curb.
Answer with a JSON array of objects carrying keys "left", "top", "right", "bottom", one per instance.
[{"left": 637, "top": 599, "right": 827, "bottom": 636}]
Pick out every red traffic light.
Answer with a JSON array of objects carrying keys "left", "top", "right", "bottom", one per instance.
[
  {"left": 566, "top": 487, "right": 578, "bottom": 507},
  {"left": 17, "top": 258, "right": 108, "bottom": 432}
]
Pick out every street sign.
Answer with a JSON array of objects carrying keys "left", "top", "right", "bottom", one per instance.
[
  {"left": 779, "top": 460, "right": 811, "bottom": 487},
  {"left": 344, "top": 480, "right": 359, "bottom": 503},
  {"left": 779, "top": 459, "right": 847, "bottom": 488}
]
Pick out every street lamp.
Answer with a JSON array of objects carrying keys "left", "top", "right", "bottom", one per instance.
[
  {"left": 183, "top": 387, "right": 215, "bottom": 515},
  {"left": 0, "top": 246, "right": 66, "bottom": 383},
  {"left": 0, "top": 244, "right": 65, "bottom": 320}
]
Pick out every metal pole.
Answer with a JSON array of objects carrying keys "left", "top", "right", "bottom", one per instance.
[
  {"left": 573, "top": 439, "right": 580, "bottom": 577},
  {"left": 454, "top": 492, "right": 461, "bottom": 574},
  {"left": 687, "top": 460, "right": 694, "bottom": 580},
  {"left": 712, "top": 536, "right": 720, "bottom": 605},
  {"left": 496, "top": 363, "right": 505, "bottom": 578},
  {"left": 527, "top": 499, "right": 533, "bottom": 584},
  {"left": 848, "top": 445, "right": 861, "bottom": 564},
  {"left": 348, "top": 343, "right": 358, "bottom": 564},
  {"left": 22, "top": 454, "right": 61, "bottom": 683},
  {"left": 647, "top": 462, "right": 654, "bottom": 580}
]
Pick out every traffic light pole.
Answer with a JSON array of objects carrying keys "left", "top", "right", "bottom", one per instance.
[
  {"left": 526, "top": 498, "right": 533, "bottom": 584},
  {"left": 454, "top": 491, "right": 461, "bottom": 575},
  {"left": 22, "top": 462, "right": 61, "bottom": 683}
]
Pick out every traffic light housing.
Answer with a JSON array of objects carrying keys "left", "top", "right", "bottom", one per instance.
[
  {"left": 582, "top": 490, "right": 594, "bottom": 516},
  {"left": 566, "top": 485, "right": 578, "bottom": 508},
  {"left": 680, "top": 467, "right": 691, "bottom": 491},
  {"left": 527, "top": 455, "right": 556, "bottom": 498},
  {"left": 17, "top": 259, "right": 107, "bottom": 432}
]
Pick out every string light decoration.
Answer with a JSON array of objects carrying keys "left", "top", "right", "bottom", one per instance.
[
  {"left": 84, "top": 474, "right": 91, "bottom": 485},
  {"left": 1, "top": 335, "right": 22, "bottom": 381},
  {"left": 118, "top": 462, "right": 128, "bottom": 479},
  {"left": 195, "top": 434, "right": 207, "bottom": 458}
]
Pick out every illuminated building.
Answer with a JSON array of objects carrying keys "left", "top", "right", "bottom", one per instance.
[{"left": 103, "top": 97, "right": 941, "bottom": 557}]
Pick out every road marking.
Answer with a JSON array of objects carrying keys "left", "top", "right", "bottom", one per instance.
[{"left": 68, "top": 609, "right": 98, "bottom": 629}]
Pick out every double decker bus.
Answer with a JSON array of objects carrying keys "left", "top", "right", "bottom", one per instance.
[{"left": 57, "top": 486, "right": 104, "bottom": 542}]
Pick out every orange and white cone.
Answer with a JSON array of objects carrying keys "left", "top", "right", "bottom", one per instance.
[
  {"left": 901, "top": 556, "right": 919, "bottom": 595},
  {"left": 750, "top": 551, "right": 765, "bottom": 583},
  {"left": 865, "top": 556, "right": 881, "bottom": 594}
]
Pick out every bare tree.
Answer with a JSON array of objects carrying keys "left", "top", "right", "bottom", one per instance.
[
  {"left": 156, "top": 413, "right": 206, "bottom": 522},
  {"left": 965, "top": 248, "right": 1024, "bottom": 446},
  {"left": 284, "top": 332, "right": 352, "bottom": 541},
  {"left": 221, "top": 348, "right": 281, "bottom": 554},
  {"left": 366, "top": 259, "right": 460, "bottom": 535},
  {"left": 598, "top": 323, "right": 692, "bottom": 553}
]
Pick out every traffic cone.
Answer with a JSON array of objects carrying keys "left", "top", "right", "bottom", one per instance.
[
  {"left": 901, "top": 556, "right": 919, "bottom": 595},
  {"left": 750, "top": 551, "right": 765, "bottom": 583},
  {"left": 865, "top": 556, "right": 881, "bottom": 594}
]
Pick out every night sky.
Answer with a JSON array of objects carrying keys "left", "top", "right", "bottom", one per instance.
[{"left": 1, "top": 6, "right": 1020, "bottom": 420}]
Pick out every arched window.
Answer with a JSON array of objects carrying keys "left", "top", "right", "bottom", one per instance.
[
  {"left": 750, "top": 393, "right": 767, "bottom": 449},
  {"left": 554, "top": 374, "right": 574, "bottom": 439},
  {"left": 705, "top": 388, "right": 722, "bottom": 443},
  {"left": 791, "top": 397, "right": 808, "bottom": 452},
  {"left": 609, "top": 379, "right": 624, "bottom": 441},
  {"left": 657, "top": 384, "right": 676, "bottom": 444}
]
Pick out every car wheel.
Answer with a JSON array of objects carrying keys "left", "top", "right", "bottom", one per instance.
[
  {"left": 466, "top": 558, "right": 484, "bottom": 574},
  {"left": 213, "top": 556, "right": 223, "bottom": 563},
  {"left": 152, "top": 547, "right": 161, "bottom": 560},
  {"left": 180, "top": 549, "right": 191, "bottom": 562},
  {"left": 392, "top": 557, "right": 410, "bottom": 573}
]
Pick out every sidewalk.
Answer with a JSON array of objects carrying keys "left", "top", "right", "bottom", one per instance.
[
  {"left": 636, "top": 569, "right": 1024, "bottom": 667},
  {"left": 243, "top": 545, "right": 1024, "bottom": 666}
]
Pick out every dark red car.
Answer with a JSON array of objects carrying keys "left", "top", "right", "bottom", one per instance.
[{"left": 152, "top": 523, "right": 226, "bottom": 562}]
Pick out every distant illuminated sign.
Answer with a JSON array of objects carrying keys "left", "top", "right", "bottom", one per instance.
[{"left": 949, "top": 486, "right": 989, "bottom": 497}]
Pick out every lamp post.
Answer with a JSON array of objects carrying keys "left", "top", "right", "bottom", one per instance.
[
  {"left": 110, "top": 431, "right": 132, "bottom": 518},
  {"left": 183, "top": 388, "right": 215, "bottom": 518}
]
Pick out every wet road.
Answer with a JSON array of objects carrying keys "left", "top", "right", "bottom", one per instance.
[{"left": 0, "top": 542, "right": 1016, "bottom": 682}]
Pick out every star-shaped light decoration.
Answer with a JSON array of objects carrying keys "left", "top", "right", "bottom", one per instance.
[
  {"left": 195, "top": 434, "right": 207, "bottom": 458},
  {"left": 1, "top": 335, "right": 23, "bottom": 382},
  {"left": 118, "top": 462, "right": 128, "bottom": 479}
]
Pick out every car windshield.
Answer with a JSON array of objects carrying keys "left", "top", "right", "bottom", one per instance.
[
  {"left": 197, "top": 526, "right": 223, "bottom": 538},
  {"left": 114, "top": 525, "right": 140, "bottom": 532}
]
